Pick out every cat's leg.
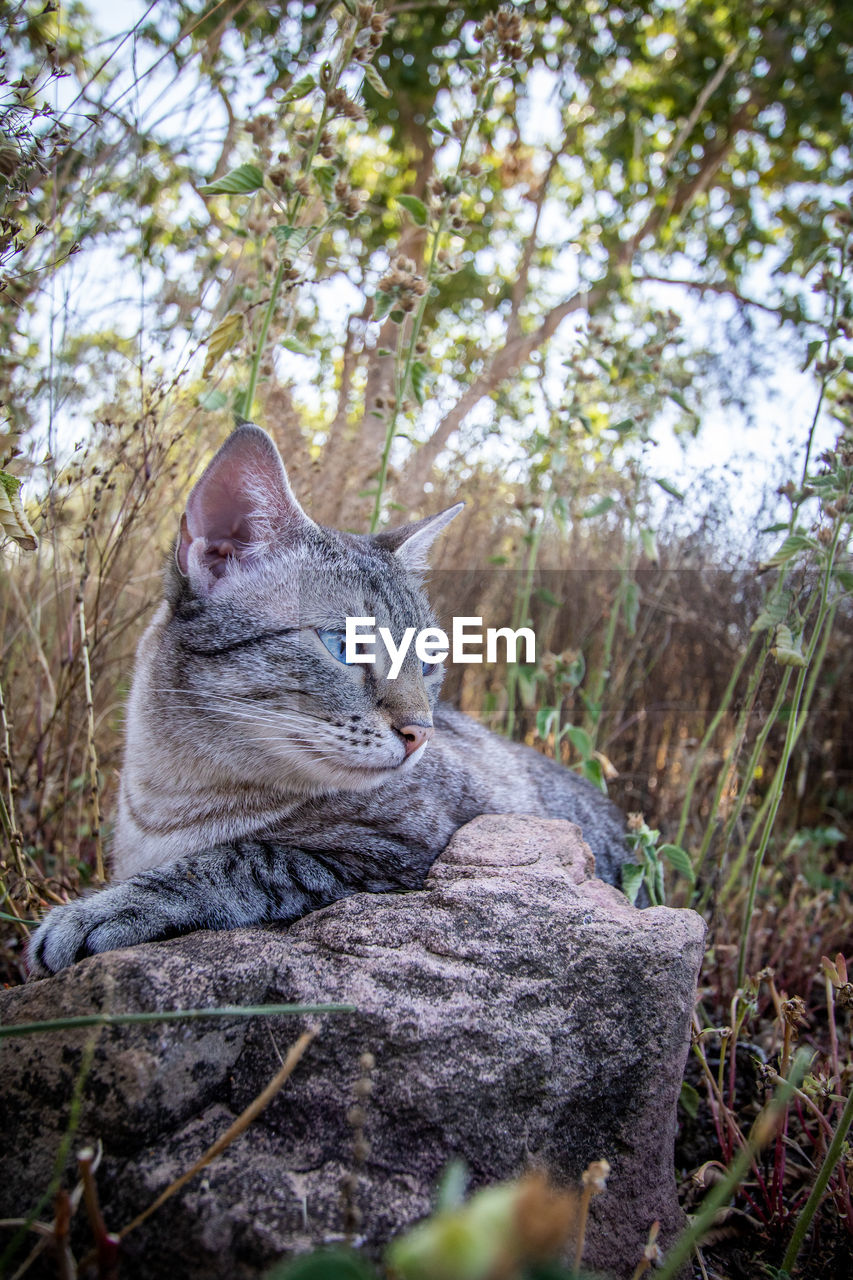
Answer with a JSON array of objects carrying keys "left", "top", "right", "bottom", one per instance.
[{"left": 27, "top": 841, "right": 351, "bottom": 978}]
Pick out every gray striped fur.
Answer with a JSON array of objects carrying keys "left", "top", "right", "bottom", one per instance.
[{"left": 29, "top": 426, "right": 630, "bottom": 977}]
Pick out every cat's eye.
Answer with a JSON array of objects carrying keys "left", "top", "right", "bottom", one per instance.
[{"left": 317, "top": 630, "right": 349, "bottom": 664}]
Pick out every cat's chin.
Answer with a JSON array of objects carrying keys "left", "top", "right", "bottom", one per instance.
[{"left": 288, "top": 746, "right": 427, "bottom": 795}]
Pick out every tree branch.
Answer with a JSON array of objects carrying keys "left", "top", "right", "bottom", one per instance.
[
  {"left": 402, "top": 280, "right": 609, "bottom": 498},
  {"left": 634, "top": 272, "right": 784, "bottom": 316},
  {"left": 403, "top": 97, "right": 759, "bottom": 497},
  {"left": 507, "top": 148, "right": 561, "bottom": 341}
]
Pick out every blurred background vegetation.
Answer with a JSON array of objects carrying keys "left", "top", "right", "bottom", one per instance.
[{"left": 0, "top": 1, "right": 851, "bottom": 1276}]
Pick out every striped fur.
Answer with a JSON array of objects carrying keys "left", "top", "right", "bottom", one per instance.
[{"left": 29, "top": 426, "right": 630, "bottom": 977}]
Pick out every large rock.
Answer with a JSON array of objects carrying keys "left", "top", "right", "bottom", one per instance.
[{"left": 0, "top": 815, "right": 705, "bottom": 1280}]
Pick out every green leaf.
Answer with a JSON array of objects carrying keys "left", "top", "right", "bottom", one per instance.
[
  {"left": 772, "top": 623, "right": 807, "bottom": 668},
  {"left": 536, "top": 707, "right": 557, "bottom": 740},
  {"left": 565, "top": 725, "right": 593, "bottom": 758},
  {"left": 762, "top": 534, "right": 818, "bottom": 569},
  {"left": 0, "top": 470, "right": 21, "bottom": 501},
  {"left": 312, "top": 165, "right": 337, "bottom": 201},
  {"left": 0, "top": 470, "right": 38, "bottom": 550},
  {"left": 362, "top": 62, "right": 391, "bottom": 98},
  {"left": 428, "top": 117, "right": 450, "bottom": 136},
  {"left": 623, "top": 579, "right": 640, "bottom": 636},
  {"left": 581, "top": 496, "right": 616, "bottom": 518},
  {"left": 281, "top": 337, "right": 312, "bottom": 356},
  {"left": 654, "top": 476, "right": 685, "bottom": 501},
  {"left": 281, "top": 74, "right": 316, "bottom": 102},
  {"left": 197, "top": 388, "right": 227, "bottom": 411},
  {"left": 267, "top": 1248, "right": 378, "bottom": 1280},
  {"left": 516, "top": 667, "right": 539, "bottom": 709},
  {"left": 750, "top": 591, "right": 791, "bottom": 634},
  {"left": 199, "top": 163, "right": 264, "bottom": 195},
  {"left": 659, "top": 844, "right": 695, "bottom": 884},
  {"left": 802, "top": 338, "right": 822, "bottom": 371},
  {"left": 202, "top": 311, "right": 244, "bottom": 378},
  {"left": 833, "top": 568, "right": 853, "bottom": 592},
  {"left": 621, "top": 863, "right": 645, "bottom": 905},
  {"left": 410, "top": 361, "right": 428, "bottom": 405},
  {"left": 679, "top": 1080, "right": 701, "bottom": 1119},
  {"left": 581, "top": 756, "right": 606, "bottom": 793},
  {"left": 640, "top": 528, "right": 658, "bottom": 564},
  {"left": 534, "top": 587, "right": 562, "bottom": 607},
  {"left": 272, "top": 225, "right": 317, "bottom": 252},
  {"left": 565, "top": 653, "right": 585, "bottom": 688},
  {"left": 435, "top": 1160, "right": 469, "bottom": 1212},
  {"left": 397, "top": 194, "right": 428, "bottom": 226},
  {"left": 373, "top": 291, "right": 394, "bottom": 322}
]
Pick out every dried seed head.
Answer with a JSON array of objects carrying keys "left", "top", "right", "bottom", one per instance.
[
  {"left": 581, "top": 1159, "right": 611, "bottom": 1194},
  {"left": 342, "top": 96, "right": 367, "bottom": 121},
  {"left": 836, "top": 982, "right": 853, "bottom": 1009},
  {"left": 782, "top": 996, "right": 807, "bottom": 1028}
]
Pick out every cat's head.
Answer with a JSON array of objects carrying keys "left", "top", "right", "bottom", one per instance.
[{"left": 156, "top": 424, "right": 461, "bottom": 796}]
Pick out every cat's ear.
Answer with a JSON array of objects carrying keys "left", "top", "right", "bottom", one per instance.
[
  {"left": 176, "top": 424, "right": 313, "bottom": 593},
  {"left": 373, "top": 502, "right": 463, "bottom": 571}
]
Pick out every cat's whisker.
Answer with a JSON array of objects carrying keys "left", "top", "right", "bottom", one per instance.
[{"left": 150, "top": 689, "right": 331, "bottom": 729}]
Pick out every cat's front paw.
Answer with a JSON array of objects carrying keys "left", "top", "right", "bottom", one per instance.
[{"left": 27, "top": 890, "right": 145, "bottom": 979}]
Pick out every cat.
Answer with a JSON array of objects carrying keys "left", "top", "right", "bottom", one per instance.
[{"left": 28, "top": 424, "right": 633, "bottom": 977}]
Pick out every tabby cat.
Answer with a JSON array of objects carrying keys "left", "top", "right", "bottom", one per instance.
[{"left": 29, "top": 425, "right": 631, "bottom": 977}]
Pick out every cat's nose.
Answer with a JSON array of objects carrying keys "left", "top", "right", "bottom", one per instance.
[{"left": 397, "top": 723, "right": 433, "bottom": 757}]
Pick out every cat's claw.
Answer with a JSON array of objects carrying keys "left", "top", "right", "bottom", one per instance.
[{"left": 27, "top": 893, "right": 144, "bottom": 979}]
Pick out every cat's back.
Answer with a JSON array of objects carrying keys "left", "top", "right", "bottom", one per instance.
[{"left": 425, "top": 703, "right": 628, "bottom": 884}]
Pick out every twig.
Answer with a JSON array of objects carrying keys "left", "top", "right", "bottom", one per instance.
[
  {"left": 78, "top": 1146, "right": 119, "bottom": 1280},
  {"left": 661, "top": 44, "right": 743, "bottom": 170},
  {"left": 634, "top": 272, "right": 783, "bottom": 316},
  {"left": 76, "top": 592, "right": 104, "bottom": 882},
  {"left": 0, "top": 668, "right": 26, "bottom": 880}
]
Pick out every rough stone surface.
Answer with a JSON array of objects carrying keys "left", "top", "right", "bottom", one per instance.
[{"left": 0, "top": 815, "right": 705, "bottom": 1280}]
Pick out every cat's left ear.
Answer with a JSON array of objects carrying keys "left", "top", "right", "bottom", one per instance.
[
  {"left": 373, "top": 502, "right": 463, "bottom": 571},
  {"left": 177, "top": 424, "right": 314, "bottom": 594}
]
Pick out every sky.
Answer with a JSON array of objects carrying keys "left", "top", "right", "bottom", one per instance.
[{"left": 35, "top": 0, "right": 843, "bottom": 551}]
